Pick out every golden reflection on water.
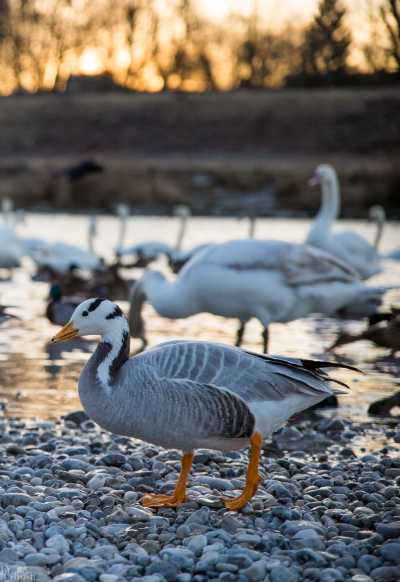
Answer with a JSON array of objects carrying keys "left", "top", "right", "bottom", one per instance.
[{"left": 0, "top": 214, "right": 399, "bottom": 422}]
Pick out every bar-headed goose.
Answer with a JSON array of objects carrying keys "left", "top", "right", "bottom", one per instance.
[{"left": 52, "top": 297, "right": 358, "bottom": 510}]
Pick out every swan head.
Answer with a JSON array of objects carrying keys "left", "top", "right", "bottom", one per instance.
[
  {"left": 309, "top": 164, "right": 338, "bottom": 187},
  {"left": 173, "top": 204, "right": 191, "bottom": 218},
  {"left": 116, "top": 204, "right": 130, "bottom": 219},
  {"left": 368, "top": 205, "right": 386, "bottom": 223},
  {"left": 51, "top": 298, "right": 127, "bottom": 342}
]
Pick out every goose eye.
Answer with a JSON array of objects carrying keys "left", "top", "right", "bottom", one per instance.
[{"left": 82, "top": 310, "right": 88, "bottom": 317}]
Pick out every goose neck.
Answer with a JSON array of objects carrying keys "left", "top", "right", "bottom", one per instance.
[{"left": 95, "top": 323, "right": 130, "bottom": 393}]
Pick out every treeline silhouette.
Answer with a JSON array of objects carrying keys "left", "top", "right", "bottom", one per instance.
[{"left": 0, "top": 0, "right": 399, "bottom": 94}]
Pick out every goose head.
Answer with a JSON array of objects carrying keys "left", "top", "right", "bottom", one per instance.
[{"left": 51, "top": 298, "right": 127, "bottom": 342}]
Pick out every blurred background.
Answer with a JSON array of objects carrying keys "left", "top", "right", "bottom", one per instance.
[
  {"left": 0, "top": 0, "right": 399, "bottom": 214},
  {"left": 0, "top": 0, "right": 399, "bottom": 427}
]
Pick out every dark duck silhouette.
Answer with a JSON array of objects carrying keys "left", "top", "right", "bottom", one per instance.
[
  {"left": 46, "top": 284, "right": 85, "bottom": 326},
  {"left": 330, "top": 308, "right": 400, "bottom": 357}
]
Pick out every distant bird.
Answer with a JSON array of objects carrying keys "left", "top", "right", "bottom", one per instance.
[
  {"left": 51, "top": 297, "right": 357, "bottom": 509},
  {"left": 30, "top": 215, "right": 100, "bottom": 274},
  {"left": 368, "top": 205, "right": 386, "bottom": 253},
  {"left": 0, "top": 304, "right": 18, "bottom": 324},
  {"left": 62, "top": 159, "right": 103, "bottom": 182},
  {"left": 368, "top": 391, "right": 400, "bottom": 417},
  {"left": 168, "top": 243, "right": 212, "bottom": 274},
  {"left": 46, "top": 283, "right": 84, "bottom": 326},
  {"left": 307, "top": 164, "right": 381, "bottom": 279},
  {"left": 0, "top": 198, "right": 23, "bottom": 273},
  {"left": 169, "top": 212, "right": 257, "bottom": 274},
  {"left": 330, "top": 312, "right": 400, "bottom": 356},
  {"left": 368, "top": 306, "right": 400, "bottom": 327},
  {"left": 129, "top": 239, "right": 390, "bottom": 353},
  {"left": 117, "top": 205, "right": 192, "bottom": 269}
]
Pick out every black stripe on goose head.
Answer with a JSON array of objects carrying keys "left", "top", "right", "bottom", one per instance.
[
  {"left": 106, "top": 305, "right": 123, "bottom": 320},
  {"left": 88, "top": 298, "right": 107, "bottom": 313}
]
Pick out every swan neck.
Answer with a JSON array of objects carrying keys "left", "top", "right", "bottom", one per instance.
[
  {"left": 374, "top": 217, "right": 384, "bottom": 251},
  {"left": 117, "top": 216, "right": 127, "bottom": 251},
  {"left": 317, "top": 175, "right": 340, "bottom": 225},
  {"left": 144, "top": 274, "right": 193, "bottom": 318},
  {"left": 88, "top": 217, "right": 96, "bottom": 254},
  {"left": 248, "top": 217, "right": 256, "bottom": 238},
  {"left": 175, "top": 215, "right": 188, "bottom": 251}
]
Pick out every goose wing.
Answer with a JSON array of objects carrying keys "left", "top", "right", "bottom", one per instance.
[
  {"left": 115, "top": 362, "right": 255, "bottom": 450},
  {"left": 181, "top": 239, "right": 358, "bottom": 286},
  {"left": 134, "top": 340, "right": 353, "bottom": 403},
  {"left": 116, "top": 341, "right": 355, "bottom": 444}
]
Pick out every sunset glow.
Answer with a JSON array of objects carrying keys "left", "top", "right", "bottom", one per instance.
[{"left": 79, "top": 48, "right": 104, "bottom": 76}]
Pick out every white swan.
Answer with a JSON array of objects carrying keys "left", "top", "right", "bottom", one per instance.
[
  {"left": 0, "top": 198, "right": 23, "bottom": 271},
  {"left": 117, "top": 205, "right": 191, "bottom": 265},
  {"left": 29, "top": 215, "right": 100, "bottom": 273},
  {"left": 129, "top": 238, "right": 389, "bottom": 352},
  {"left": 306, "top": 164, "right": 381, "bottom": 279}
]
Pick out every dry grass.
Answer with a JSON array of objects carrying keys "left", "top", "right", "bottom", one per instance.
[{"left": 0, "top": 89, "right": 399, "bottom": 214}]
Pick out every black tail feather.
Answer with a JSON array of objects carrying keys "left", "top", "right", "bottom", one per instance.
[
  {"left": 244, "top": 350, "right": 364, "bottom": 379},
  {"left": 300, "top": 358, "right": 364, "bottom": 375}
]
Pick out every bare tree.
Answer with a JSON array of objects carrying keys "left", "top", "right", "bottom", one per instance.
[
  {"left": 301, "top": 0, "right": 352, "bottom": 77},
  {"left": 380, "top": 0, "right": 400, "bottom": 69}
]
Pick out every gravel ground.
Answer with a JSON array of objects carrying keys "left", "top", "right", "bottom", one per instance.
[{"left": 0, "top": 413, "right": 399, "bottom": 582}]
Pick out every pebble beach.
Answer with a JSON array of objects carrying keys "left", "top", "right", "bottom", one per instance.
[{"left": 0, "top": 412, "right": 399, "bottom": 582}]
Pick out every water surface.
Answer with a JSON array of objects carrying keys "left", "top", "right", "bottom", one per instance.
[{"left": 0, "top": 214, "right": 399, "bottom": 421}]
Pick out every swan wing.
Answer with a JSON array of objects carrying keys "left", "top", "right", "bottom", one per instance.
[
  {"left": 334, "top": 231, "right": 375, "bottom": 257},
  {"left": 181, "top": 239, "right": 357, "bottom": 285},
  {"left": 283, "top": 244, "right": 358, "bottom": 285}
]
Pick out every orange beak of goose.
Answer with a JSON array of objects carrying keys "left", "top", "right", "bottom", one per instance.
[{"left": 51, "top": 321, "right": 78, "bottom": 343}]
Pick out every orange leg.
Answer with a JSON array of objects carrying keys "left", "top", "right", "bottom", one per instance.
[
  {"left": 223, "top": 431, "right": 263, "bottom": 510},
  {"left": 141, "top": 452, "right": 194, "bottom": 508}
]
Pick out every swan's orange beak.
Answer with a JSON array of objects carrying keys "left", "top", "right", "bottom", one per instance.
[{"left": 51, "top": 321, "right": 78, "bottom": 343}]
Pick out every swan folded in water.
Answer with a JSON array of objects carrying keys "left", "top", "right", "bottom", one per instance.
[
  {"left": 29, "top": 216, "right": 100, "bottom": 274},
  {"left": 52, "top": 297, "right": 359, "bottom": 509},
  {"left": 307, "top": 164, "right": 382, "bottom": 279},
  {"left": 129, "top": 238, "right": 390, "bottom": 352}
]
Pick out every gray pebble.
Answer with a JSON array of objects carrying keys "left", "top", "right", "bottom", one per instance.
[
  {"left": 242, "top": 559, "right": 267, "bottom": 581},
  {"left": 292, "top": 528, "right": 324, "bottom": 550},
  {"left": 380, "top": 542, "right": 400, "bottom": 564},
  {"left": 370, "top": 566, "right": 400, "bottom": 580},
  {"left": 357, "top": 554, "right": 382, "bottom": 574},
  {"left": 376, "top": 522, "right": 400, "bottom": 539}
]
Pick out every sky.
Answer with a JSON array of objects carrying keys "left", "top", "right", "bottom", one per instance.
[
  {"left": 196, "top": 0, "right": 376, "bottom": 64},
  {"left": 197, "top": 0, "right": 318, "bottom": 27},
  {"left": 197, "top": 0, "right": 375, "bottom": 36}
]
